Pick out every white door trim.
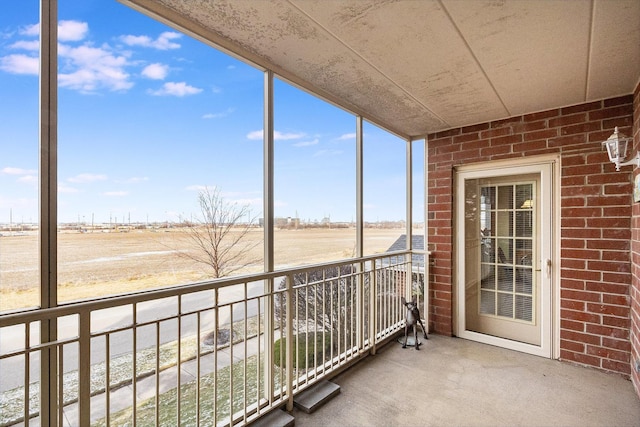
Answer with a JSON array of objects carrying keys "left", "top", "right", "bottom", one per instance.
[{"left": 454, "top": 155, "right": 559, "bottom": 358}]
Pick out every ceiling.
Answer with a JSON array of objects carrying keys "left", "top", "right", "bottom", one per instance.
[{"left": 122, "top": 0, "right": 640, "bottom": 140}]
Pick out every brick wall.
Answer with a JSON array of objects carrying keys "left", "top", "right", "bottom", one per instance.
[
  {"left": 427, "top": 95, "right": 635, "bottom": 377},
  {"left": 631, "top": 83, "right": 640, "bottom": 395}
]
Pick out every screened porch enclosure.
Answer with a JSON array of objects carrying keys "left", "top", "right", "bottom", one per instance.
[{"left": 0, "top": 2, "right": 428, "bottom": 426}]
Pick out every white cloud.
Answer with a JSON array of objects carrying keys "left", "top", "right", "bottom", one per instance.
[
  {"left": 126, "top": 176, "right": 149, "bottom": 183},
  {"left": 10, "top": 40, "right": 39, "bottom": 51},
  {"left": 149, "top": 81, "right": 202, "bottom": 97},
  {"left": 246, "top": 130, "right": 263, "bottom": 140},
  {"left": 246, "top": 130, "right": 306, "bottom": 141},
  {"left": 67, "top": 173, "right": 107, "bottom": 183},
  {"left": 58, "top": 44, "right": 133, "bottom": 92},
  {"left": 120, "top": 31, "right": 181, "bottom": 50},
  {"left": 0, "top": 54, "right": 38, "bottom": 75},
  {"left": 293, "top": 139, "right": 319, "bottom": 147},
  {"left": 17, "top": 175, "right": 37, "bottom": 184},
  {"left": 58, "top": 20, "right": 88, "bottom": 42},
  {"left": 336, "top": 133, "right": 356, "bottom": 141},
  {"left": 313, "top": 149, "right": 343, "bottom": 157},
  {"left": 275, "top": 131, "right": 306, "bottom": 140},
  {"left": 141, "top": 63, "right": 168, "bottom": 80},
  {"left": 17, "top": 21, "right": 88, "bottom": 41},
  {"left": 186, "top": 185, "right": 208, "bottom": 192},
  {"left": 20, "top": 23, "right": 40, "bottom": 37},
  {"left": 202, "top": 108, "right": 235, "bottom": 119},
  {"left": 104, "top": 191, "right": 129, "bottom": 197},
  {"left": 231, "top": 197, "right": 262, "bottom": 207},
  {"left": 2, "top": 167, "right": 37, "bottom": 175},
  {"left": 58, "top": 184, "right": 79, "bottom": 194}
]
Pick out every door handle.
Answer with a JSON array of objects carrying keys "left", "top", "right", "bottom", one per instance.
[{"left": 544, "top": 258, "right": 551, "bottom": 279}]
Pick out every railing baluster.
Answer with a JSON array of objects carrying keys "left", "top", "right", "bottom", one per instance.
[
  {"left": 24, "top": 324, "right": 30, "bottom": 427},
  {"left": 229, "top": 302, "right": 234, "bottom": 422},
  {"left": 196, "top": 312, "right": 201, "bottom": 426},
  {"left": 177, "top": 295, "right": 182, "bottom": 427},
  {"left": 243, "top": 282, "right": 248, "bottom": 424},
  {"left": 213, "top": 288, "right": 218, "bottom": 426},
  {"left": 285, "top": 274, "right": 294, "bottom": 412},
  {"left": 58, "top": 345, "right": 64, "bottom": 427},
  {"left": 371, "top": 259, "right": 378, "bottom": 354},
  {"left": 154, "top": 321, "right": 160, "bottom": 427},
  {"left": 106, "top": 333, "right": 111, "bottom": 426},
  {"left": 79, "top": 311, "right": 91, "bottom": 426},
  {"left": 132, "top": 303, "right": 137, "bottom": 427}
]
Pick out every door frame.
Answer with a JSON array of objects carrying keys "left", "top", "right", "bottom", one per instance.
[{"left": 453, "top": 154, "right": 560, "bottom": 358}]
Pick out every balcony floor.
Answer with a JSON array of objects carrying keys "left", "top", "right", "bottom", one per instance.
[{"left": 292, "top": 334, "right": 640, "bottom": 427}]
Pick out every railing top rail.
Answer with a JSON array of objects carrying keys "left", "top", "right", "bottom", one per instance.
[{"left": 0, "top": 250, "right": 416, "bottom": 327}]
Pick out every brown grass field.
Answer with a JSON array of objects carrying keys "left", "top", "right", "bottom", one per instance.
[{"left": 0, "top": 228, "right": 406, "bottom": 312}]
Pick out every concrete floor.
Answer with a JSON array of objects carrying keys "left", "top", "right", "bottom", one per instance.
[{"left": 292, "top": 334, "right": 640, "bottom": 427}]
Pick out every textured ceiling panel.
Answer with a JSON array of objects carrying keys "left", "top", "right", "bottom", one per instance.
[
  {"left": 291, "top": 0, "right": 509, "bottom": 129},
  {"left": 443, "top": 0, "right": 593, "bottom": 116},
  {"left": 122, "top": 0, "right": 640, "bottom": 139},
  {"left": 588, "top": 0, "right": 640, "bottom": 100}
]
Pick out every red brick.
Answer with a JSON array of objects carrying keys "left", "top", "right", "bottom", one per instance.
[
  {"left": 560, "top": 350, "right": 600, "bottom": 367},
  {"left": 562, "top": 228, "right": 599, "bottom": 238},
  {"left": 589, "top": 105, "right": 633, "bottom": 121},
  {"left": 602, "top": 337, "right": 632, "bottom": 352},
  {"left": 481, "top": 145, "right": 512, "bottom": 157},
  {"left": 461, "top": 123, "right": 490, "bottom": 133},
  {"left": 586, "top": 303, "right": 630, "bottom": 318},
  {"left": 491, "top": 116, "right": 523, "bottom": 128},
  {"left": 561, "top": 249, "right": 600, "bottom": 260},
  {"left": 549, "top": 114, "right": 587, "bottom": 128},
  {"left": 586, "top": 323, "right": 629, "bottom": 339},
  {"left": 491, "top": 134, "right": 523, "bottom": 145},
  {"left": 561, "top": 289, "right": 601, "bottom": 302},
  {"left": 561, "top": 122, "right": 601, "bottom": 135},
  {"left": 561, "top": 339, "right": 585, "bottom": 353},
  {"left": 453, "top": 132, "right": 481, "bottom": 143},
  {"left": 586, "top": 345, "right": 630, "bottom": 362},
  {"left": 561, "top": 318, "right": 585, "bottom": 332},
  {"left": 601, "top": 359, "right": 631, "bottom": 374},
  {"left": 585, "top": 282, "right": 629, "bottom": 294},
  {"left": 524, "top": 109, "right": 559, "bottom": 121},
  {"left": 481, "top": 127, "right": 511, "bottom": 139},
  {"left": 561, "top": 310, "right": 601, "bottom": 325},
  {"left": 602, "top": 316, "right": 630, "bottom": 329},
  {"left": 602, "top": 294, "right": 630, "bottom": 306},
  {"left": 603, "top": 95, "right": 633, "bottom": 107},
  {"left": 561, "top": 278, "right": 586, "bottom": 290},
  {"left": 601, "top": 272, "right": 632, "bottom": 284},
  {"left": 561, "top": 101, "right": 602, "bottom": 114}
]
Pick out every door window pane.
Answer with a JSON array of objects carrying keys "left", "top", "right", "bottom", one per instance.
[{"left": 477, "top": 181, "right": 535, "bottom": 323}]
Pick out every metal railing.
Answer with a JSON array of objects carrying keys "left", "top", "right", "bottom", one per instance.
[{"left": 0, "top": 250, "right": 427, "bottom": 427}]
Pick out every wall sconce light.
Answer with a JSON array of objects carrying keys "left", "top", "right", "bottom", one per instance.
[{"left": 602, "top": 126, "right": 638, "bottom": 171}]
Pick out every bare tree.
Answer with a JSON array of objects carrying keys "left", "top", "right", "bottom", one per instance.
[{"left": 178, "top": 186, "right": 260, "bottom": 278}]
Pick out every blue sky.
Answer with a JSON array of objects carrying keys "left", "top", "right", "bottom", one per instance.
[{"left": 0, "top": 1, "right": 419, "bottom": 225}]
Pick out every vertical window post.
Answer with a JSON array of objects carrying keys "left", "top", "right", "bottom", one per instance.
[{"left": 40, "top": 0, "right": 59, "bottom": 425}]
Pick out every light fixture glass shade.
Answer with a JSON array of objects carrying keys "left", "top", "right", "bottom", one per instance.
[{"left": 602, "top": 127, "right": 630, "bottom": 171}]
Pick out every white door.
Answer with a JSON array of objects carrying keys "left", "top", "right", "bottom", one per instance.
[{"left": 455, "top": 159, "right": 556, "bottom": 357}]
